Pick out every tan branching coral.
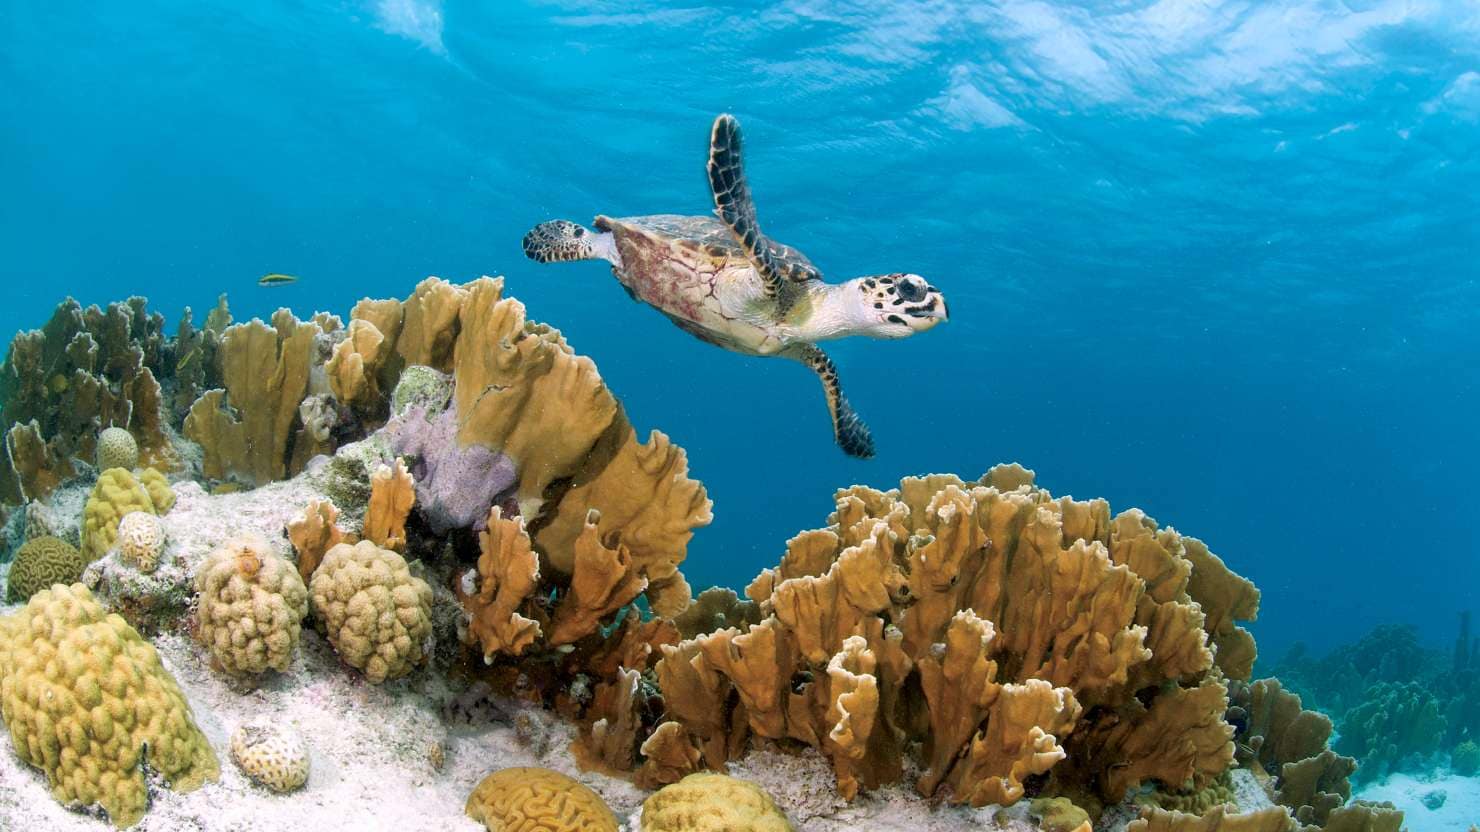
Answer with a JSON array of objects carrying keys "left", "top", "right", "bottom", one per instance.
[
  {"left": 0, "top": 297, "right": 174, "bottom": 505},
  {"left": 648, "top": 466, "right": 1252, "bottom": 810},
  {"left": 183, "top": 310, "right": 324, "bottom": 486},
  {"left": 465, "top": 767, "right": 619, "bottom": 832},
  {"left": 363, "top": 458, "right": 415, "bottom": 551},
  {"left": 1237, "top": 678, "right": 1356, "bottom": 829},
  {"left": 287, "top": 498, "right": 345, "bottom": 581},
  {"left": 456, "top": 507, "right": 543, "bottom": 660},
  {"left": 326, "top": 318, "right": 390, "bottom": 408},
  {"left": 0, "top": 584, "right": 219, "bottom": 828}
]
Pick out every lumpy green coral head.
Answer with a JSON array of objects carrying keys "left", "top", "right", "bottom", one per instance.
[
  {"left": 5, "top": 535, "right": 86, "bottom": 602},
  {"left": 97, "top": 426, "right": 139, "bottom": 471},
  {"left": 0, "top": 583, "right": 219, "bottom": 827}
]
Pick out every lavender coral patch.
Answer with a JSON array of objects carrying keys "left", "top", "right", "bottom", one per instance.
[{"left": 387, "top": 405, "right": 517, "bottom": 534}]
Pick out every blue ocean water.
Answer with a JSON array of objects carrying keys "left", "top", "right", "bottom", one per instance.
[{"left": 2, "top": 0, "right": 1476, "bottom": 660}]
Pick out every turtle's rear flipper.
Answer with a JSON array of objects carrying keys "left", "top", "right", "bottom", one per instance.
[
  {"left": 522, "top": 220, "right": 618, "bottom": 264},
  {"left": 786, "top": 343, "right": 875, "bottom": 459}
]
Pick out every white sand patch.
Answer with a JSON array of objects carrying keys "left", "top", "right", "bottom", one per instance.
[{"left": 1358, "top": 771, "right": 1480, "bottom": 832}]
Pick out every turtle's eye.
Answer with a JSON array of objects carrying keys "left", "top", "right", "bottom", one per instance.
[{"left": 898, "top": 276, "right": 927, "bottom": 302}]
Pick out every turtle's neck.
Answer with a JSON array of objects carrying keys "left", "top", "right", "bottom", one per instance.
[{"left": 791, "top": 280, "right": 869, "bottom": 342}]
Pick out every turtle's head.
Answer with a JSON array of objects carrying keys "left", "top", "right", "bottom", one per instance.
[{"left": 848, "top": 273, "right": 948, "bottom": 338}]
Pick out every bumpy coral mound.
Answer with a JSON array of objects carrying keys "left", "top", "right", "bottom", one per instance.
[
  {"left": 0, "top": 297, "right": 174, "bottom": 505},
  {"left": 1032, "top": 797, "right": 1093, "bottom": 832},
  {"left": 5, "top": 535, "right": 86, "bottom": 602},
  {"left": 644, "top": 466, "right": 1253, "bottom": 810},
  {"left": 229, "top": 721, "right": 310, "bottom": 793},
  {"left": 640, "top": 772, "right": 794, "bottom": 832},
  {"left": 195, "top": 534, "right": 309, "bottom": 676},
  {"left": 115, "top": 511, "right": 166, "bottom": 572},
  {"left": 465, "top": 766, "right": 619, "bottom": 832},
  {"left": 0, "top": 584, "right": 219, "bottom": 828},
  {"left": 96, "top": 426, "right": 139, "bottom": 471},
  {"left": 82, "top": 467, "right": 175, "bottom": 559},
  {"left": 309, "top": 539, "right": 433, "bottom": 683}
]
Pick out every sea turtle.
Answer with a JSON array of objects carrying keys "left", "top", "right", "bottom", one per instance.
[{"left": 522, "top": 114, "right": 948, "bottom": 458}]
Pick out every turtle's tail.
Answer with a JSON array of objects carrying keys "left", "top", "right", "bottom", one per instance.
[{"left": 522, "top": 220, "right": 615, "bottom": 264}]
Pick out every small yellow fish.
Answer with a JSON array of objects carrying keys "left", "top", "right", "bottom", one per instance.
[
  {"left": 259, "top": 273, "right": 298, "bottom": 287},
  {"left": 176, "top": 349, "right": 197, "bottom": 372},
  {"left": 48, "top": 372, "right": 69, "bottom": 394}
]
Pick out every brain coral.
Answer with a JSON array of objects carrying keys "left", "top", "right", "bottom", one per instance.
[
  {"left": 465, "top": 767, "right": 619, "bottom": 832},
  {"left": 195, "top": 534, "right": 309, "bottom": 676},
  {"left": 5, "top": 535, "right": 86, "bottom": 602},
  {"left": 308, "top": 539, "right": 433, "bottom": 683},
  {"left": 641, "top": 772, "right": 794, "bottom": 832},
  {"left": 82, "top": 467, "right": 175, "bottom": 559},
  {"left": 229, "top": 721, "right": 310, "bottom": 792},
  {"left": 115, "top": 511, "right": 166, "bottom": 572},
  {"left": 0, "top": 583, "right": 219, "bottom": 828},
  {"left": 96, "top": 426, "right": 139, "bottom": 472}
]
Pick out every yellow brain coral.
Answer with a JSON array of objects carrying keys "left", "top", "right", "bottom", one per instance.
[
  {"left": 465, "top": 767, "right": 619, "bottom": 832},
  {"left": 308, "top": 539, "right": 433, "bottom": 683},
  {"left": 195, "top": 534, "right": 309, "bottom": 676},
  {"left": 81, "top": 467, "right": 174, "bottom": 559},
  {"left": 641, "top": 772, "right": 794, "bottom": 832},
  {"left": 5, "top": 535, "right": 86, "bottom": 602},
  {"left": 0, "top": 584, "right": 219, "bottom": 828}
]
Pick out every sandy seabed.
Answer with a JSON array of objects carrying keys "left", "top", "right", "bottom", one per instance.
[{"left": 0, "top": 477, "right": 1052, "bottom": 832}]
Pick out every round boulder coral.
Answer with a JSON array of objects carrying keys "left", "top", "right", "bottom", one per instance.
[
  {"left": 0, "top": 584, "right": 219, "bottom": 827},
  {"left": 230, "top": 721, "right": 310, "bottom": 793},
  {"left": 465, "top": 767, "right": 618, "bottom": 832},
  {"left": 97, "top": 426, "right": 139, "bottom": 471},
  {"left": 641, "top": 773, "right": 794, "bottom": 832},
  {"left": 309, "top": 540, "right": 433, "bottom": 683},
  {"left": 116, "top": 510, "right": 166, "bottom": 572},
  {"left": 82, "top": 467, "right": 175, "bottom": 559},
  {"left": 195, "top": 534, "right": 309, "bottom": 676},
  {"left": 5, "top": 535, "right": 86, "bottom": 602}
]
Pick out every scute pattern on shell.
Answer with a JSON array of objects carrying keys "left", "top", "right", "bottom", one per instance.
[
  {"left": 194, "top": 534, "right": 309, "bottom": 676},
  {"left": 115, "top": 511, "right": 166, "bottom": 572},
  {"left": 308, "top": 539, "right": 433, "bottom": 683},
  {"left": 229, "top": 722, "right": 310, "bottom": 793},
  {"left": 465, "top": 767, "right": 619, "bottom": 832}
]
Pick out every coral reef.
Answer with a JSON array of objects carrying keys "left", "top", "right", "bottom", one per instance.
[
  {"left": 465, "top": 767, "right": 619, "bottom": 832},
  {"left": 229, "top": 721, "right": 310, "bottom": 793},
  {"left": 81, "top": 467, "right": 174, "bottom": 559},
  {"left": 114, "top": 510, "right": 165, "bottom": 572},
  {"left": 96, "top": 426, "right": 138, "bottom": 472},
  {"left": 386, "top": 401, "right": 516, "bottom": 535},
  {"left": 639, "top": 772, "right": 794, "bottom": 832},
  {"left": 1031, "top": 797, "right": 1092, "bottom": 832},
  {"left": 309, "top": 539, "right": 434, "bottom": 683},
  {"left": 363, "top": 457, "right": 415, "bottom": 551},
  {"left": 0, "top": 297, "right": 173, "bottom": 506},
  {"left": 1233, "top": 678, "right": 1355, "bottom": 827},
  {"left": 5, "top": 535, "right": 86, "bottom": 602},
  {"left": 1130, "top": 806, "right": 1296, "bottom": 832},
  {"left": 1452, "top": 740, "right": 1480, "bottom": 776},
  {"left": 287, "top": 497, "right": 344, "bottom": 580},
  {"left": 195, "top": 533, "right": 309, "bottom": 676},
  {"left": 639, "top": 466, "right": 1249, "bottom": 810},
  {"left": 0, "top": 584, "right": 219, "bottom": 827},
  {"left": 1333, "top": 681, "right": 1445, "bottom": 782}
]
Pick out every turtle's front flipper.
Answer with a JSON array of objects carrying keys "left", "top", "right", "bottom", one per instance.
[
  {"left": 707, "top": 114, "right": 795, "bottom": 303},
  {"left": 523, "top": 220, "right": 620, "bottom": 265},
  {"left": 785, "top": 343, "right": 875, "bottom": 459}
]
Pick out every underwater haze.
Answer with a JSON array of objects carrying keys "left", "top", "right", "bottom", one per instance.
[{"left": 3, "top": 0, "right": 1477, "bottom": 658}]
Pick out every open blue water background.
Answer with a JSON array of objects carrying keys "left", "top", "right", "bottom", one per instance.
[{"left": 2, "top": 1, "right": 1476, "bottom": 657}]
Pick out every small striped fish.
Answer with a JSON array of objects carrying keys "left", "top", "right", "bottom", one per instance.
[{"left": 259, "top": 273, "right": 298, "bottom": 286}]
